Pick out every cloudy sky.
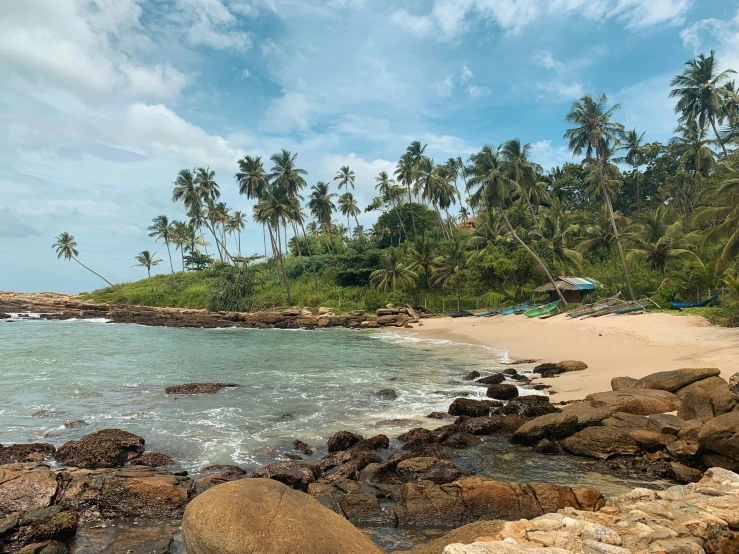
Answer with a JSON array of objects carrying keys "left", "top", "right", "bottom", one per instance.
[{"left": 1, "top": 0, "right": 738, "bottom": 293}]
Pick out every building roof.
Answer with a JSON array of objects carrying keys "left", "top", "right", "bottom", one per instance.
[{"left": 532, "top": 277, "right": 599, "bottom": 293}]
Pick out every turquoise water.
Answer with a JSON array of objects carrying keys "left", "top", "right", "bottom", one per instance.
[{"left": 1, "top": 319, "right": 516, "bottom": 472}]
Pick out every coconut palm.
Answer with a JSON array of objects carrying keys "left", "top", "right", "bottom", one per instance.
[
  {"left": 147, "top": 215, "right": 176, "bottom": 280},
  {"left": 670, "top": 119, "right": 717, "bottom": 178},
  {"left": 333, "top": 165, "right": 355, "bottom": 191},
  {"left": 500, "top": 139, "right": 546, "bottom": 231},
  {"left": 133, "top": 250, "right": 162, "bottom": 277},
  {"left": 52, "top": 232, "right": 115, "bottom": 288},
  {"left": 308, "top": 182, "right": 337, "bottom": 252},
  {"left": 407, "top": 235, "right": 442, "bottom": 288},
  {"left": 338, "top": 192, "right": 361, "bottom": 229},
  {"left": 270, "top": 149, "right": 308, "bottom": 199},
  {"left": 370, "top": 247, "right": 417, "bottom": 292},
  {"left": 564, "top": 94, "right": 634, "bottom": 300},
  {"left": 376, "top": 171, "right": 407, "bottom": 240},
  {"left": 670, "top": 51, "right": 736, "bottom": 158},
  {"left": 394, "top": 152, "right": 417, "bottom": 236},
  {"left": 193, "top": 169, "right": 233, "bottom": 262},
  {"left": 416, "top": 157, "right": 452, "bottom": 238},
  {"left": 236, "top": 155, "right": 269, "bottom": 200},
  {"left": 253, "top": 187, "right": 293, "bottom": 305},
  {"left": 229, "top": 211, "right": 247, "bottom": 257},
  {"left": 624, "top": 206, "right": 696, "bottom": 275},
  {"left": 170, "top": 220, "right": 191, "bottom": 270},
  {"left": 537, "top": 200, "right": 583, "bottom": 273},
  {"left": 614, "top": 129, "right": 647, "bottom": 211},
  {"left": 432, "top": 240, "right": 470, "bottom": 311},
  {"left": 172, "top": 169, "right": 201, "bottom": 211}
]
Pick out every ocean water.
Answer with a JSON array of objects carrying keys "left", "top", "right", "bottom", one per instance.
[{"left": 1, "top": 318, "right": 525, "bottom": 473}]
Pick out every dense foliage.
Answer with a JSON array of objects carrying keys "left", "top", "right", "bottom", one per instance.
[{"left": 74, "top": 51, "right": 739, "bottom": 324}]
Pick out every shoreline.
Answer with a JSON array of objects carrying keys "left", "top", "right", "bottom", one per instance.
[{"left": 401, "top": 312, "right": 739, "bottom": 402}]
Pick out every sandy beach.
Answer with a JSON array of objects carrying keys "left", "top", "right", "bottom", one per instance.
[{"left": 405, "top": 312, "right": 739, "bottom": 402}]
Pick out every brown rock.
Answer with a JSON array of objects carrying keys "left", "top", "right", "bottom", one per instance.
[
  {"left": 561, "top": 427, "right": 640, "bottom": 459},
  {"left": 668, "top": 461, "right": 702, "bottom": 484},
  {"left": 135, "top": 452, "right": 175, "bottom": 468},
  {"left": 327, "top": 431, "right": 363, "bottom": 453},
  {"left": 697, "top": 411, "right": 739, "bottom": 469},
  {"left": 293, "top": 440, "right": 314, "bottom": 456},
  {"left": 17, "top": 541, "right": 69, "bottom": 554},
  {"left": 464, "top": 371, "right": 481, "bottom": 381},
  {"left": 0, "top": 465, "right": 59, "bottom": 514},
  {"left": 55, "top": 429, "right": 145, "bottom": 469},
  {"left": 535, "top": 360, "right": 587, "bottom": 378},
  {"left": 646, "top": 413, "right": 685, "bottom": 435},
  {"left": 182, "top": 478, "right": 384, "bottom": 554},
  {"left": 307, "top": 479, "right": 394, "bottom": 526},
  {"left": 611, "top": 376, "right": 637, "bottom": 391},
  {"left": 510, "top": 413, "right": 579, "bottom": 445},
  {"left": 395, "top": 457, "right": 471, "bottom": 484},
  {"left": 448, "top": 398, "right": 501, "bottom": 417},
  {"left": 2, "top": 506, "right": 78, "bottom": 551},
  {"left": 250, "top": 461, "right": 317, "bottom": 492},
  {"left": 100, "top": 525, "right": 176, "bottom": 554},
  {"left": 164, "top": 383, "right": 240, "bottom": 395},
  {"left": 677, "top": 376, "right": 737, "bottom": 422},
  {"left": 502, "top": 396, "right": 558, "bottom": 418},
  {"left": 376, "top": 389, "right": 397, "bottom": 400},
  {"left": 633, "top": 368, "right": 721, "bottom": 392},
  {"left": 585, "top": 389, "right": 681, "bottom": 416},
  {"left": 486, "top": 384, "right": 519, "bottom": 400},
  {"left": 476, "top": 374, "right": 505, "bottom": 386},
  {"left": 0, "top": 443, "right": 55, "bottom": 465}
]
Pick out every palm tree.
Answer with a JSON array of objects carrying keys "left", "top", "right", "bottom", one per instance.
[
  {"left": 432, "top": 240, "right": 470, "bottom": 311},
  {"left": 253, "top": 187, "right": 293, "bottom": 305},
  {"left": 376, "top": 171, "right": 407, "bottom": 240},
  {"left": 270, "top": 150, "right": 308, "bottom": 253},
  {"left": 308, "top": 181, "right": 337, "bottom": 252},
  {"left": 614, "top": 129, "right": 647, "bottom": 211},
  {"left": 624, "top": 206, "right": 695, "bottom": 275},
  {"left": 52, "top": 232, "right": 115, "bottom": 288},
  {"left": 172, "top": 169, "right": 201, "bottom": 211},
  {"left": 334, "top": 165, "right": 355, "bottom": 191},
  {"left": 564, "top": 94, "right": 634, "bottom": 300},
  {"left": 193, "top": 168, "right": 233, "bottom": 262},
  {"left": 370, "top": 247, "right": 417, "bottom": 292},
  {"left": 395, "top": 152, "right": 417, "bottom": 236},
  {"left": 170, "top": 220, "right": 191, "bottom": 271},
  {"left": 467, "top": 144, "right": 568, "bottom": 305},
  {"left": 407, "top": 235, "right": 442, "bottom": 288},
  {"left": 236, "top": 155, "right": 270, "bottom": 258},
  {"left": 229, "top": 211, "right": 247, "bottom": 257},
  {"left": 147, "top": 215, "right": 176, "bottom": 280},
  {"left": 500, "top": 139, "right": 546, "bottom": 231},
  {"left": 671, "top": 119, "right": 717, "bottom": 178},
  {"left": 338, "top": 192, "right": 361, "bottom": 229},
  {"left": 537, "top": 200, "right": 583, "bottom": 273},
  {"left": 694, "top": 159, "right": 739, "bottom": 270},
  {"left": 133, "top": 250, "right": 162, "bottom": 277},
  {"left": 670, "top": 51, "right": 736, "bottom": 158},
  {"left": 416, "top": 157, "right": 451, "bottom": 238}
]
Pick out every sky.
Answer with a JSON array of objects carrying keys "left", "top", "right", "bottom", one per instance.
[{"left": 1, "top": 0, "right": 739, "bottom": 293}]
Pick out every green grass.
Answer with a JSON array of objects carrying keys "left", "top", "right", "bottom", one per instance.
[{"left": 661, "top": 306, "right": 739, "bottom": 327}]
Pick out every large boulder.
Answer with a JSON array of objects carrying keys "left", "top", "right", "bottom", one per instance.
[
  {"left": 584, "top": 389, "right": 681, "bottom": 416},
  {"left": 486, "top": 385, "right": 519, "bottom": 401},
  {"left": 164, "top": 383, "right": 240, "bottom": 395},
  {"left": 475, "top": 374, "right": 505, "bottom": 386},
  {"left": 676, "top": 376, "right": 736, "bottom": 422},
  {"left": 0, "top": 506, "right": 78, "bottom": 552},
  {"left": 559, "top": 403, "right": 616, "bottom": 428},
  {"left": 534, "top": 361, "right": 587, "bottom": 378},
  {"left": 502, "top": 396, "right": 558, "bottom": 418},
  {"left": 327, "top": 431, "right": 363, "bottom": 453},
  {"left": 182, "top": 478, "right": 384, "bottom": 554},
  {"left": 561, "top": 427, "right": 639, "bottom": 459},
  {"left": 55, "top": 429, "right": 145, "bottom": 468},
  {"left": 632, "top": 368, "right": 721, "bottom": 392},
  {"left": 448, "top": 398, "right": 501, "bottom": 418},
  {"left": 697, "top": 411, "right": 739, "bottom": 470},
  {"left": 0, "top": 444, "right": 56, "bottom": 465},
  {"left": 250, "top": 461, "right": 317, "bottom": 492},
  {"left": 395, "top": 457, "right": 471, "bottom": 484},
  {"left": 510, "top": 413, "right": 579, "bottom": 445},
  {"left": 611, "top": 376, "right": 637, "bottom": 391},
  {"left": 730, "top": 372, "right": 739, "bottom": 399}
]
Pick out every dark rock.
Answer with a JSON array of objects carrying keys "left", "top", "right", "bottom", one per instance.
[
  {"left": 611, "top": 376, "right": 637, "bottom": 391},
  {"left": 293, "top": 440, "right": 314, "bottom": 456},
  {"left": 486, "top": 384, "right": 519, "bottom": 400},
  {"left": 280, "top": 413, "right": 294, "bottom": 419},
  {"left": 730, "top": 372, "right": 739, "bottom": 399},
  {"left": 164, "top": 383, "right": 240, "bottom": 395},
  {"left": 463, "top": 415, "right": 530, "bottom": 436},
  {"left": 463, "top": 370, "right": 481, "bottom": 381},
  {"left": 250, "top": 461, "right": 317, "bottom": 492},
  {"left": 677, "top": 376, "right": 737, "bottom": 422},
  {"left": 561, "top": 427, "right": 640, "bottom": 459},
  {"left": 63, "top": 420, "right": 86, "bottom": 429},
  {"left": 327, "top": 431, "right": 363, "bottom": 453},
  {"left": 502, "top": 368, "right": 518, "bottom": 375},
  {"left": 2, "top": 507, "right": 78, "bottom": 552},
  {"left": 316, "top": 450, "right": 382, "bottom": 482},
  {"left": 534, "top": 360, "right": 587, "bottom": 378},
  {"left": 55, "top": 429, "right": 145, "bottom": 469},
  {"left": 398, "top": 428, "right": 435, "bottom": 449},
  {"left": 395, "top": 457, "right": 471, "bottom": 484},
  {"left": 99, "top": 525, "right": 176, "bottom": 554},
  {"left": 510, "top": 413, "right": 579, "bottom": 445},
  {"left": 0, "top": 443, "right": 56, "bottom": 465},
  {"left": 602, "top": 412, "right": 647, "bottom": 429},
  {"left": 509, "top": 373, "right": 531, "bottom": 383},
  {"left": 308, "top": 479, "right": 395, "bottom": 526},
  {"left": 135, "top": 452, "right": 175, "bottom": 468},
  {"left": 534, "top": 439, "right": 562, "bottom": 455},
  {"left": 697, "top": 411, "right": 739, "bottom": 470},
  {"left": 668, "top": 461, "right": 702, "bottom": 484},
  {"left": 475, "top": 374, "right": 504, "bottom": 386},
  {"left": 646, "top": 413, "right": 685, "bottom": 436},
  {"left": 17, "top": 541, "right": 69, "bottom": 554},
  {"left": 633, "top": 367, "right": 721, "bottom": 392},
  {"left": 31, "top": 411, "right": 51, "bottom": 418},
  {"left": 284, "top": 453, "right": 303, "bottom": 460},
  {"left": 350, "top": 435, "right": 390, "bottom": 452},
  {"left": 448, "top": 398, "right": 501, "bottom": 417},
  {"left": 201, "top": 465, "right": 248, "bottom": 479},
  {"left": 627, "top": 428, "right": 675, "bottom": 452},
  {"left": 426, "top": 412, "right": 447, "bottom": 420},
  {"left": 502, "top": 396, "right": 558, "bottom": 418},
  {"left": 376, "top": 389, "right": 397, "bottom": 400},
  {"left": 441, "top": 432, "right": 481, "bottom": 448}
]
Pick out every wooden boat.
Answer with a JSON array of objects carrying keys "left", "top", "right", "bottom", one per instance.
[
  {"left": 670, "top": 294, "right": 719, "bottom": 310},
  {"left": 446, "top": 310, "right": 472, "bottom": 318},
  {"left": 470, "top": 302, "right": 509, "bottom": 317},
  {"left": 500, "top": 301, "right": 532, "bottom": 315},
  {"left": 568, "top": 294, "right": 622, "bottom": 318},
  {"left": 524, "top": 300, "right": 561, "bottom": 318},
  {"left": 587, "top": 299, "right": 648, "bottom": 318}
]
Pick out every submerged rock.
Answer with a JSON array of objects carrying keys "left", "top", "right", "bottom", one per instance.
[
  {"left": 0, "top": 443, "right": 56, "bottom": 465},
  {"left": 376, "top": 389, "right": 398, "bottom": 400},
  {"left": 164, "top": 383, "right": 240, "bottom": 395},
  {"left": 448, "top": 398, "right": 502, "bottom": 418},
  {"left": 486, "top": 384, "right": 519, "bottom": 401},
  {"left": 55, "top": 429, "right": 145, "bottom": 469},
  {"left": 464, "top": 370, "right": 481, "bottom": 381},
  {"left": 476, "top": 374, "right": 505, "bottom": 386}
]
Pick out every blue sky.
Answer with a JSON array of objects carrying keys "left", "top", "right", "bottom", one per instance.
[{"left": 1, "top": 0, "right": 738, "bottom": 293}]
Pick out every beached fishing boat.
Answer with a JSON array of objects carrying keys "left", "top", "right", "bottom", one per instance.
[
  {"left": 524, "top": 300, "right": 560, "bottom": 318},
  {"left": 446, "top": 310, "right": 472, "bottom": 318},
  {"left": 567, "top": 293, "right": 622, "bottom": 318},
  {"left": 587, "top": 299, "right": 648, "bottom": 318},
  {"left": 470, "top": 302, "right": 509, "bottom": 317},
  {"left": 669, "top": 294, "right": 719, "bottom": 310},
  {"left": 500, "top": 301, "right": 532, "bottom": 315}
]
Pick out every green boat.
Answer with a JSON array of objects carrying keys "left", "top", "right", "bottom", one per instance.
[
  {"left": 500, "top": 301, "right": 532, "bottom": 315},
  {"left": 524, "top": 300, "right": 560, "bottom": 318}
]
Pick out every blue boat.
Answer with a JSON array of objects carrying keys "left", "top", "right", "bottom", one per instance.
[
  {"left": 446, "top": 310, "right": 472, "bottom": 318},
  {"left": 499, "top": 301, "right": 532, "bottom": 315},
  {"left": 670, "top": 294, "right": 719, "bottom": 310}
]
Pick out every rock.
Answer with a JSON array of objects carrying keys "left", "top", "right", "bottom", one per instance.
[
  {"left": 136, "top": 452, "right": 176, "bottom": 468},
  {"left": 1, "top": 507, "right": 78, "bottom": 552},
  {"left": 100, "top": 525, "right": 176, "bottom": 554},
  {"left": 427, "top": 412, "right": 448, "bottom": 419},
  {"left": 164, "top": 383, "right": 240, "bottom": 395},
  {"left": 464, "top": 370, "right": 481, "bottom": 381},
  {"left": 510, "top": 413, "right": 579, "bottom": 445},
  {"left": 350, "top": 435, "right": 389, "bottom": 452},
  {"left": 376, "top": 389, "right": 397, "bottom": 400},
  {"left": 182, "top": 478, "right": 384, "bottom": 554},
  {"left": 396, "top": 457, "right": 471, "bottom": 484},
  {"left": 585, "top": 389, "right": 681, "bottom": 416},
  {"left": 602, "top": 412, "right": 647, "bottom": 429},
  {"left": 281, "top": 413, "right": 294, "bottom": 419},
  {"left": 308, "top": 479, "right": 394, "bottom": 526},
  {"left": 55, "top": 429, "right": 145, "bottom": 468},
  {"left": 677, "top": 376, "right": 737, "bottom": 422},
  {"left": 201, "top": 465, "right": 247, "bottom": 479},
  {"left": 401, "top": 521, "right": 506, "bottom": 554},
  {"left": 293, "top": 440, "right": 314, "bottom": 455},
  {"left": 476, "top": 374, "right": 505, "bottom": 386},
  {"left": 502, "top": 396, "right": 558, "bottom": 418},
  {"left": 633, "top": 367, "right": 721, "bottom": 392},
  {"left": 448, "top": 398, "right": 502, "bottom": 417},
  {"left": 17, "top": 541, "right": 69, "bottom": 554},
  {"left": 611, "top": 376, "right": 637, "bottom": 391},
  {"left": 249, "top": 461, "right": 317, "bottom": 492},
  {"left": 668, "top": 461, "right": 702, "bottom": 484},
  {"left": 463, "top": 415, "right": 530, "bottom": 436},
  {"left": 697, "top": 411, "right": 739, "bottom": 470},
  {"left": 561, "top": 427, "right": 640, "bottom": 460},
  {"left": 646, "top": 413, "right": 685, "bottom": 435},
  {"left": 559, "top": 403, "right": 616, "bottom": 427},
  {"left": 31, "top": 411, "right": 51, "bottom": 418},
  {"left": 442, "top": 432, "right": 482, "bottom": 448},
  {"left": 534, "top": 360, "right": 587, "bottom": 378},
  {"left": 729, "top": 372, "right": 739, "bottom": 399},
  {"left": 486, "top": 384, "right": 519, "bottom": 401},
  {"left": 327, "top": 431, "right": 363, "bottom": 453},
  {"left": 63, "top": 420, "right": 86, "bottom": 429},
  {"left": 627, "top": 428, "right": 675, "bottom": 452},
  {"left": 0, "top": 443, "right": 55, "bottom": 465},
  {"left": 316, "top": 450, "right": 382, "bottom": 482},
  {"left": 534, "top": 439, "right": 562, "bottom": 455}
]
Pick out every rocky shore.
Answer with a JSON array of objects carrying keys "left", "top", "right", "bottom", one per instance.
[
  {"left": 2, "top": 363, "right": 739, "bottom": 553},
  {"left": 0, "top": 292, "right": 420, "bottom": 329}
]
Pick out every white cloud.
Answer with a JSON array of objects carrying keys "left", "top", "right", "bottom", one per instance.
[
  {"left": 532, "top": 49, "right": 563, "bottom": 70},
  {"left": 390, "top": 9, "right": 434, "bottom": 37},
  {"left": 680, "top": 9, "right": 739, "bottom": 71},
  {"left": 435, "top": 76, "right": 454, "bottom": 97},
  {"left": 319, "top": 153, "right": 395, "bottom": 209},
  {"left": 240, "top": 68, "right": 251, "bottom": 79},
  {"left": 536, "top": 81, "right": 585, "bottom": 102},
  {"left": 614, "top": 75, "right": 676, "bottom": 141},
  {"left": 120, "top": 62, "right": 191, "bottom": 99},
  {"left": 421, "top": 133, "right": 478, "bottom": 156},
  {"left": 260, "top": 37, "right": 279, "bottom": 56},
  {"left": 529, "top": 140, "right": 573, "bottom": 170},
  {"left": 261, "top": 91, "right": 313, "bottom": 133},
  {"left": 468, "top": 85, "right": 492, "bottom": 98},
  {"left": 460, "top": 65, "right": 474, "bottom": 82}
]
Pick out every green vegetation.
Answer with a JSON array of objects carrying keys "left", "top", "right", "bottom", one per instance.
[{"left": 68, "top": 51, "right": 739, "bottom": 325}]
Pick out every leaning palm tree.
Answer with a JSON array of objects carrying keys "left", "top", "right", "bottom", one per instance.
[
  {"left": 333, "top": 165, "right": 355, "bottom": 191},
  {"left": 370, "top": 247, "right": 417, "bottom": 292},
  {"left": 564, "top": 94, "right": 634, "bottom": 300},
  {"left": 670, "top": 51, "right": 736, "bottom": 158},
  {"left": 337, "top": 192, "right": 361, "bottom": 229},
  {"left": 52, "top": 232, "right": 115, "bottom": 288},
  {"left": 229, "top": 211, "right": 247, "bottom": 257},
  {"left": 133, "top": 250, "right": 162, "bottom": 278},
  {"left": 253, "top": 187, "right": 293, "bottom": 305},
  {"left": 500, "top": 139, "right": 546, "bottom": 232},
  {"left": 614, "top": 129, "right": 646, "bottom": 211},
  {"left": 147, "top": 215, "right": 176, "bottom": 280},
  {"left": 193, "top": 169, "right": 233, "bottom": 262},
  {"left": 394, "top": 152, "right": 417, "bottom": 236}
]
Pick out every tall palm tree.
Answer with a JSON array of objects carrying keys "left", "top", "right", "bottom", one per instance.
[
  {"left": 500, "top": 139, "right": 546, "bottom": 231},
  {"left": 395, "top": 152, "right": 417, "bottom": 236},
  {"left": 229, "top": 211, "right": 247, "bottom": 257},
  {"left": 694, "top": 159, "right": 739, "bottom": 270},
  {"left": 670, "top": 51, "right": 736, "bottom": 158},
  {"left": 614, "top": 129, "right": 646, "bottom": 211},
  {"left": 416, "top": 157, "right": 451, "bottom": 238},
  {"left": 308, "top": 181, "right": 337, "bottom": 252},
  {"left": 624, "top": 206, "right": 695, "bottom": 275},
  {"left": 270, "top": 150, "right": 308, "bottom": 254},
  {"left": 407, "top": 235, "right": 442, "bottom": 288},
  {"left": 253, "top": 187, "right": 293, "bottom": 305},
  {"left": 147, "top": 215, "right": 176, "bottom": 280},
  {"left": 370, "top": 247, "right": 417, "bottom": 292},
  {"left": 133, "top": 250, "right": 162, "bottom": 277},
  {"left": 432, "top": 240, "right": 470, "bottom": 311},
  {"left": 193, "top": 168, "right": 233, "bottom": 262},
  {"left": 334, "top": 165, "right": 355, "bottom": 191},
  {"left": 236, "top": 155, "right": 271, "bottom": 259},
  {"left": 564, "top": 94, "right": 634, "bottom": 300},
  {"left": 338, "top": 191, "right": 361, "bottom": 229},
  {"left": 170, "top": 220, "right": 190, "bottom": 271},
  {"left": 537, "top": 200, "right": 583, "bottom": 273},
  {"left": 172, "top": 169, "right": 201, "bottom": 211},
  {"left": 671, "top": 119, "right": 717, "bottom": 178},
  {"left": 467, "top": 144, "right": 567, "bottom": 305},
  {"left": 52, "top": 232, "right": 115, "bottom": 288},
  {"left": 376, "top": 171, "right": 407, "bottom": 240}
]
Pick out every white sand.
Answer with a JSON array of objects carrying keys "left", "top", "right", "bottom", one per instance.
[{"left": 403, "top": 312, "right": 739, "bottom": 402}]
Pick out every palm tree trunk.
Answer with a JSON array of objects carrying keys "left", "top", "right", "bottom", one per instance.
[
  {"left": 597, "top": 158, "right": 636, "bottom": 301},
  {"left": 525, "top": 195, "right": 543, "bottom": 234},
  {"left": 238, "top": 232, "right": 242, "bottom": 257},
  {"left": 292, "top": 221, "right": 303, "bottom": 258},
  {"left": 147, "top": 267, "right": 151, "bottom": 278},
  {"left": 204, "top": 221, "right": 234, "bottom": 264},
  {"left": 165, "top": 240, "right": 176, "bottom": 282},
  {"left": 500, "top": 211, "right": 567, "bottom": 306},
  {"left": 73, "top": 257, "right": 116, "bottom": 288},
  {"left": 634, "top": 163, "right": 642, "bottom": 212},
  {"left": 298, "top": 219, "right": 319, "bottom": 293},
  {"left": 393, "top": 202, "right": 408, "bottom": 241},
  {"left": 406, "top": 185, "right": 417, "bottom": 238},
  {"left": 263, "top": 225, "right": 268, "bottom": 261},
  {"left": 268, "top": 223, "right": 292, "bottom": 305},
  {"left": 711, "top": 117, "right": 729, "bottom": 158}
]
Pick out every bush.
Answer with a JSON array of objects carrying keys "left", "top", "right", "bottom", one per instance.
[{"left": 208, "top": 266, "right": 258, "bottom": 312}]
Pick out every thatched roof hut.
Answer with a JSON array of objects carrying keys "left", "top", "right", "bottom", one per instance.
[{"left": 532, "top": 277, "right": 599, "bottom": 303}]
